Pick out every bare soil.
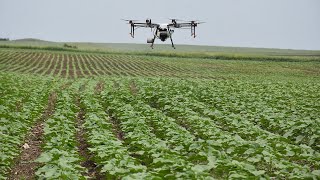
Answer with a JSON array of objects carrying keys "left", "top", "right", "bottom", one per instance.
[
  {"left": 129, "top": 80, "right": 139, "bottom": 96},
  {"left": 60, "top": 55, "right": 68, "bottom": 78},
  {"left": 94, "top": 81, "right": 104, "bottom": 95},
  {"left": 8, "top": 92, "right": 57, "bottom": 180},
  {"left": 73, "top": 55, "right": 83, "bottom": 77},
  {"left": 75, "top": 87, "right": 103, "bottom": 179},
  {"left": 109, "top": 116, "right": 125, "bottom": 141},
  {"left": 53, "top": 55, "right": 62, "bottom": 76}
]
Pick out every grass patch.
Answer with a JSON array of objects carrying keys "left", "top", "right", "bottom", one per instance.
[{"left": 1, "top": 44, "right": 320, "bottom": 63}]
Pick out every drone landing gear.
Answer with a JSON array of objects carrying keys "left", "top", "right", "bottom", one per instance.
[
  {"left": 148, "top": 28, "right": 176, "bottom": 49},
  {"left": 168, "top": 30, "right": 175, "bottom": 49},
  {"left": 150, "top": 37, "right": 175, "bottom": 49},
  {"left": 191, "top": 24, "right": 196, "bottom": 38},
  {"left": 130, "top": 24, "right": 135, "bottom": 38},
  {"left": 150, "top": 29, "right": 158, "bottom": 49}
]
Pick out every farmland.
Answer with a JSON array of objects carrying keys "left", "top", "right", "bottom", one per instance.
[{"left": 0, "top": 44, "right": 320, "bottom": 179}]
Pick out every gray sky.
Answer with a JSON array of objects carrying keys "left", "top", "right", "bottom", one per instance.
[{"left": 1, "top": 0, "right": 319, "bottom": 50}]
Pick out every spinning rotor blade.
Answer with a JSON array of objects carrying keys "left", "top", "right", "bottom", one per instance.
[
  {"left": 121, "top": 19, "right": 139, "bottom": 24},
  {"left": 168, "top": 18, "right": 185, "bottom": 24},
  {"left": 185, "top": 20, "right": 206, "bottom": 24},
  {"left": 168, "top": 18, "right": 184, "bottom": 21},
  {"left": 121, "top": 19, "right": 139, "bottom": 21}
]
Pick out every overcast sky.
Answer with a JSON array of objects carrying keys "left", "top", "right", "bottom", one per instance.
[{"left": 1, "top": 0, "right": 319, "bottom": 50}]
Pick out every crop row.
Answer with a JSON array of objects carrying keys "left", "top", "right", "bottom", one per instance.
[
  {"left": 100, "top": 83, "right": 212, "bottom": 178},
  {"left": 103, "top": 81, "right": 269, "bottom": 178},
  {"left": 88, "top": 78, "right": 319, "bottom": 178},
  {"left": 35, "top": 81, "right": 85, "bottom": 179},
  {"left": 0, "top": 73, "right": 55, "bottom": 179},
  {"left": 115, "top": 79, "right": 319, "bottom": 179},
  {"left": 79, "top": 80, "right": 148, "bottom": 178},
  {"left": 0, "top": 51, "right": 203, "bottom": 79},
  {"left": 1, "top": 73, "right": 319, "bottom": 179},
  {"left": 152, "top": 79, "right": 320, "bottom": 150}
]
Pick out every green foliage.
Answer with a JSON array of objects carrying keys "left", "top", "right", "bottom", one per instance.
[
  {"left": 80, "top": 81, "right": 148, "bottom": 178},
  {"left": 132, "top": 78, "right": 320, "bottom": 179},
  {"left": 0, "top": 45, "right": 71, "bottom": 52},
  {"left": 35, "top": 82, "right": 85, "bottom": 179},
  {"left": 0, "top": 45, "right": 319, "bottom": 179},
  {"left": 0, "top": 73, "right": 53, "bottom": 178},
  {"left": 1, "top": 44, "right": 319, "bottom": 63},
  {"left": 1, "top": 49, "right": 319, "bottom": 81},
  {"left": 64, "top": 43, "right": 78, "bottom": 49}
]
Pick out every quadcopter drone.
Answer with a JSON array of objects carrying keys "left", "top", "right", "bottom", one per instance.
[{"left": 123, "top": 18, "right": 204, "bottom": 49}]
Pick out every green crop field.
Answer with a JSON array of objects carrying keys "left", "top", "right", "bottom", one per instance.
[{"left": 0, "top": 43, "right": 320, "bottom": 179}]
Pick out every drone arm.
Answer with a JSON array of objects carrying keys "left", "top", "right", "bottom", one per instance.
[
  {"left": 133, "top": 23, "right": 159, "bottom": 28},
  {"left": 170, "top": 23, "right": 197, "bottom": 38},
  {"left": 129, "top": 23, "right": 158, "bottom": 38}
]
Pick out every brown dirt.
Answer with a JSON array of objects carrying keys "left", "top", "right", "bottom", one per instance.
[
  {"left": 37, "top": 54, "right": 52, "bottom": 75},
  {"left": 68, "top": 55, "right": 74, "bottom": 78},
  {"left": 79, "top": 55, "right": 91, "bottom": 76},
  {"left": 45, "top": 54, "right": 56, "bottom": 75},
  {"left": 94, "top": 81, "right": 104, "bottom": 95},
  {"left": 129, "top": 80, "right": 139, "bottom": 96},
  {"left": 10, "top": 53, "right": 38, "bottom": 72},
  {"left": 87, "top": 56, "right": 100, "bottom": 75},
  {"left": 53, "top": 54, "right": 62, "bottom": 76},
  {"left": 74, "top": 55, "right": 83, "bottom": 77},
  {"left": 8, "top": 92, "right": 57, "bottom": 180},
  {"left": 95, "top": 56, "right": 113, "bottom": 73},
  {"left": 60, "top": 55, "right": 68, "bottom": 78},
  {"left": 83, "top": 56, "right": 97, "bottom": 76},
  {"left": 109, "top": 116, "right": 125, "bottom": 141},
  {"left": 75, "top": 96, "right": 103, "bottom": 179},
  {"left": 1, "top": 51, "right": 221, "bottom": 79}
]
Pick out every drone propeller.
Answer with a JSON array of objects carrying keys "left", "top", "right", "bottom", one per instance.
[
  {"left": 121, "top": 19, "right": 139, "bottom": 24},
  {"left": 121, "top": 19, "right": 139, "bottom": 21},
  {"left": 168, "top": 18, "right": 184, "bottom": 24},
  {"left": 168, "top": 18, "right": 184, "bottom": 21},
  {"left": 185, "top": 20, "right": 206, "bottom": 24}
]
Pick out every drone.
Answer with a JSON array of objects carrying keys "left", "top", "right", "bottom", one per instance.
[{"left": 122, "top": 18, "right": 204, "bottom": 49}]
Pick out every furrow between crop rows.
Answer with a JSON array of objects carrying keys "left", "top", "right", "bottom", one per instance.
[
  {"left": 35, "top": 82, "right": 86, "bottom": 179},
  {"left": 0, "top": 74, "right": 54, "bottom": 179},
  {"left": 8, "top": 91, "right": 58, "bottom": 179},
  {"left": 134, "top": 79, "right": 320, "bottom": 178}
]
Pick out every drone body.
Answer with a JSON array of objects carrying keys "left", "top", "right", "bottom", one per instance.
[{"left": 123, "top": 19, "right": 203, "bottom": 49}]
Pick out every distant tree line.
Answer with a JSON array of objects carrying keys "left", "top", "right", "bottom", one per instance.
[
  {"left": 63, "top": 43, "right": 77, "bottom": 49},
  {"left": 0, "top": 38, "right": 10, "bottom": 41}
]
